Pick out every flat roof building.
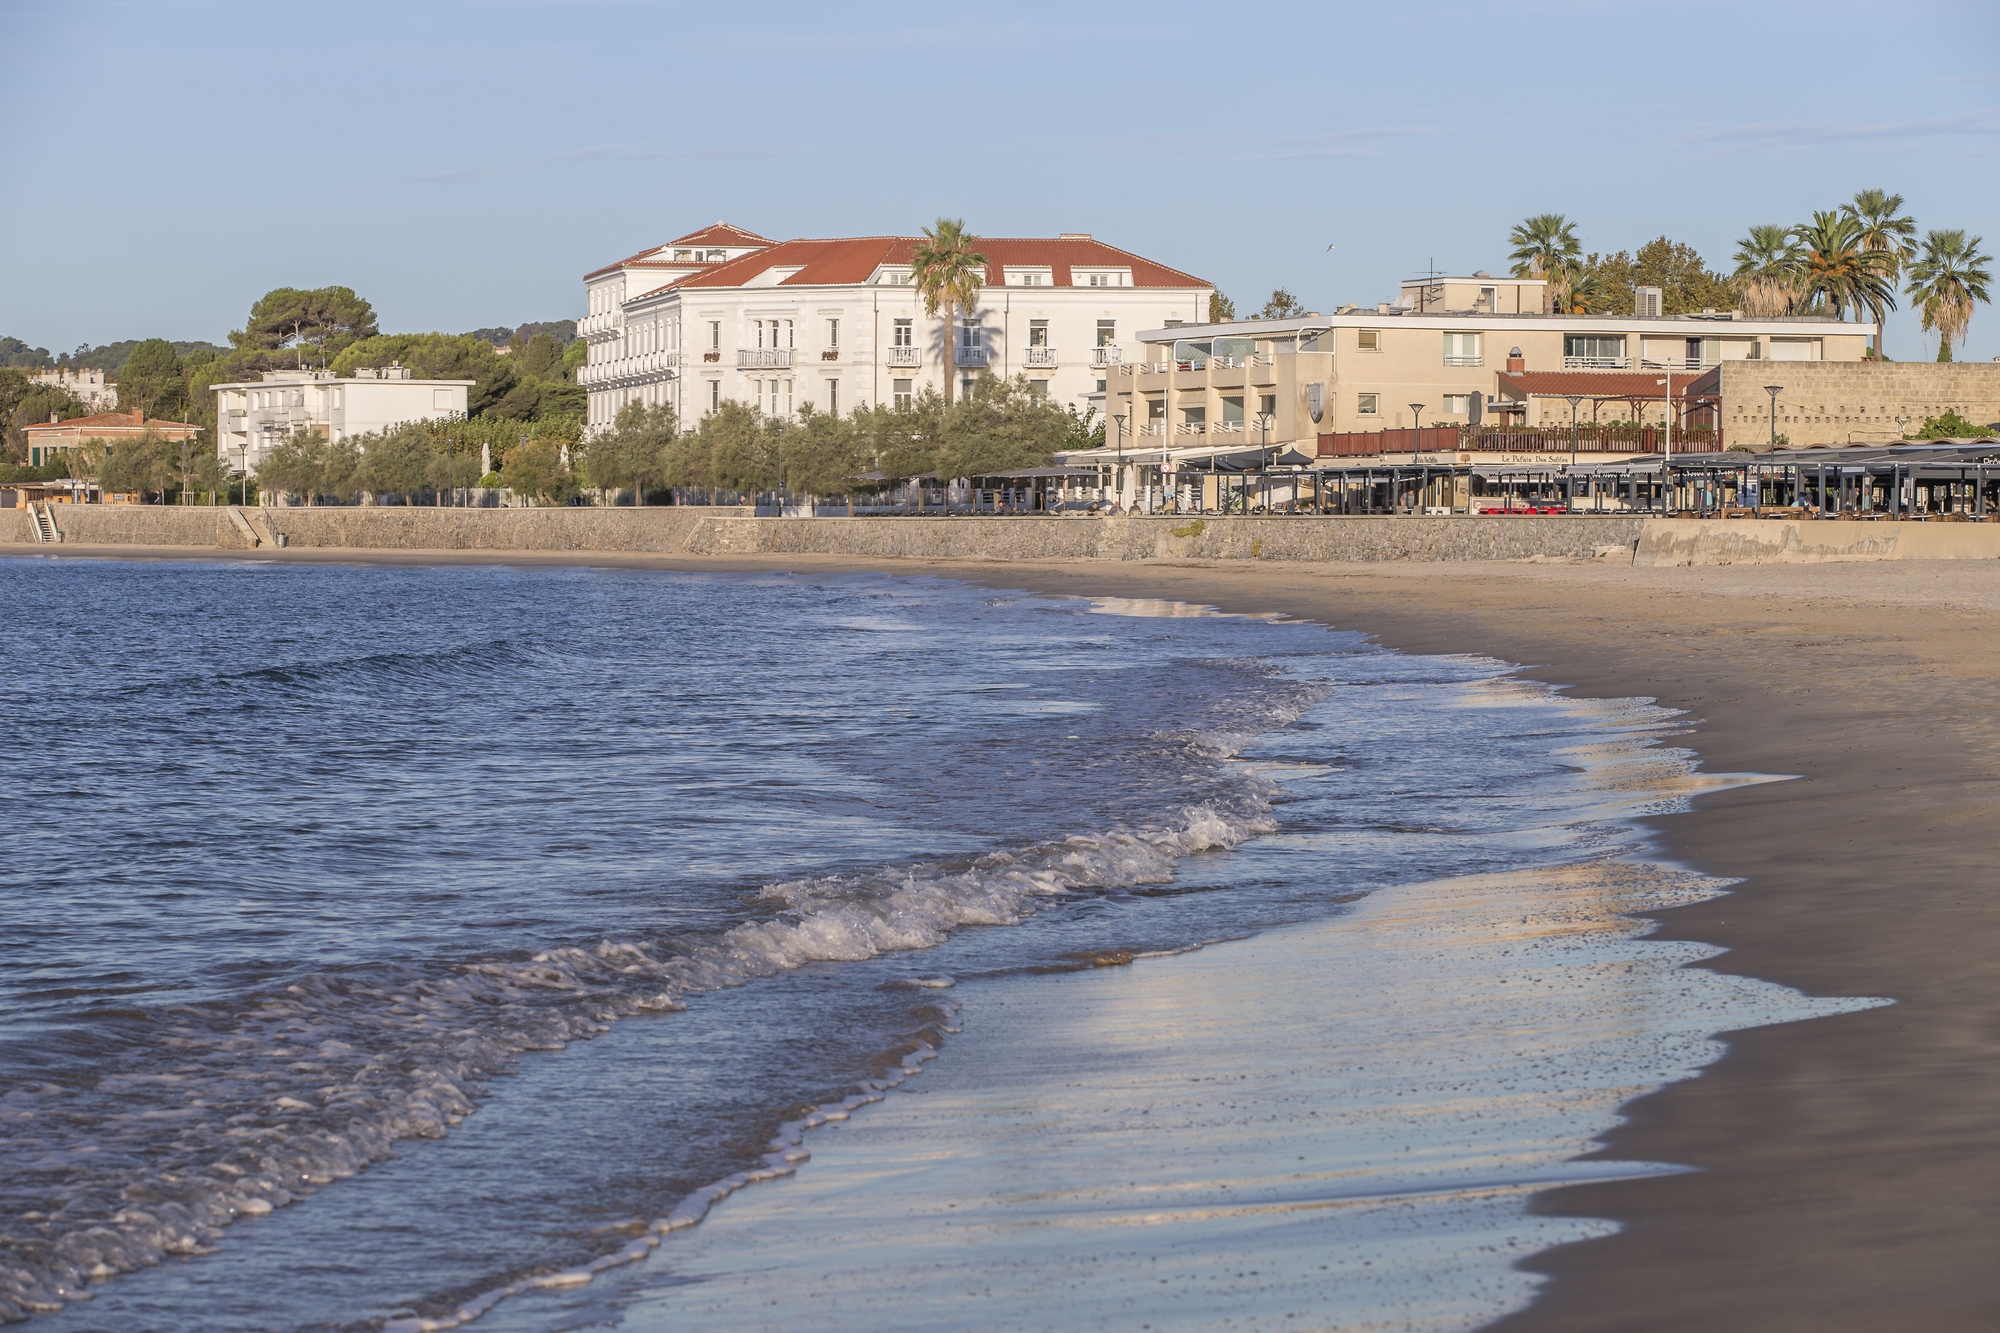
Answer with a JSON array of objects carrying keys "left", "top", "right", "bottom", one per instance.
[{"left": 211, "top": 365, "right": 474, "bottom": 472}]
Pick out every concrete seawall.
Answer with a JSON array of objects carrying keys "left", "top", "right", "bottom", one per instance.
[
  {"left": 0, "top": 506, "right": 1644, "bottom": 562},
  {"left": 13, "top": 507, "right": 1998, "bottom": 565}
]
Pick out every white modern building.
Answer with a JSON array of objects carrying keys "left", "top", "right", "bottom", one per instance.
[
  {"left": 211, "top": 365, "right": 473, "bottom": 472},
  {"left": 578, "top": 222, "right": 1212, "bottom": 432}
]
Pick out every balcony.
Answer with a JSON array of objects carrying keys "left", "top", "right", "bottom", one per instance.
[
  {"left": 1443, "top": 355, "right": 1484, "bottom": 367},
  {"left": 885, "top": 345, "right": 921, "bottom": 367},
  {"left": 955, "top": 347, "right": 989, "bottom": 368},
  {"left": 1091, "top": 346, "right": 1122, "bottom": 367},
  {"left": 739, "top": 348, "right": 794, "bottom": 367},
  {"left": 1174, "top": 422, "right": 1206, "bottom": 436},
  {"left": 1563, "top": 355, "right": 1630, "bottom": 369},
  {"left": 1022, "top": 346, "right": 1058, "bottom": 368}
]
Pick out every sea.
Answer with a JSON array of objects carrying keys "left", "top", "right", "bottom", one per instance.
[{"left": 0, "top": 556, "right": 1874, "bottom": 1332}]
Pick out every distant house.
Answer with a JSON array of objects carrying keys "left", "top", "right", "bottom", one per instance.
[
  {"left": 210, "top": 365, "right": 474, "bottom": 472},
  {"left": 23, "top": 408, "right": 199, "bottom": 468},
  {"left": 30, "top": 367, "right": 119, "bottom": 411}
]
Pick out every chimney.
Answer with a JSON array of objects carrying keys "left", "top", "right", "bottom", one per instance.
[{"left": 1506, "top": 346, "right": 1525, "bottom": 373}]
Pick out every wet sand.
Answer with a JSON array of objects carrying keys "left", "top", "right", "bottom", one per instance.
[{"left": 19, "top": 544, "right": 2000, "bottom": 1325}]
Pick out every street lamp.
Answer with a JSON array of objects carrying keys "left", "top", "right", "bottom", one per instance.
[
  {"left": 1112, "top": 412, "right": 1127, "bottom": 510},
  {"left": 1765, "top": 385, "right": 1783, "bottom": 452},
  {"left": 1565, "top": 394, "right": 1583, "bottom": 467},
  {"left": 1407, "top": 403, "right": 1425, "bottom": 511}
]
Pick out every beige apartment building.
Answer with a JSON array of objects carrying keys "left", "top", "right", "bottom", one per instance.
[{"left": 1097, "top": 273, "right": 1875, "bottom": 462}]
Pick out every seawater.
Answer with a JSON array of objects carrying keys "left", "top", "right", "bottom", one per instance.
[{"left": 0, "top": 557, "right": 1857, "bottom": 1332}]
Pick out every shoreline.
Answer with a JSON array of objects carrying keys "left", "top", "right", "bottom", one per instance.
[{"left": 14, "top": 546, "right": 2000, "bottom": 1325}]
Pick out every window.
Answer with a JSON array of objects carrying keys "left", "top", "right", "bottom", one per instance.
[
  {"left": 709, "top": 380, "right": 721, "bottom": 411},
  {"left": 1028, "top": 319, "right": 1049, "bottom": 347},
  {"left": 893, "top": 378, "right": 913, "bottom": 411},
  {"left": 1443, "top": 332, "right": 1482, "bottom": 366},
  {"left": 1442, "top": 394, "right": 1471, "bottom": 415},
  {"left": 1357, "top": 329, "right": 1380, "bottom": 352},
  {"left": 1564, "top": 334, "right": 1626, "bottom": 365},
  {"left": 1097, "top": 378, "right": 1107, "bottom": 393},
  {"left": 751, "top": 378, "right": 763, "bottom": 412},
  {"left": 1222, "top": 396, "right": 1245, "bottom": 425},
  {"left": 707, "top": 321, "right": 722, "bottom": 351},
  {"left": 1357, "top": 393, "right": 1379, "bottom": 415},
  {"left": 826, "top": 317, "right": 839, "bottom": 350},
  {"left": 893, "top": 318, "right": 913, "bottom": 347},
  {"left": 878, "top": 270, "right": 914, "bottom": 286},
  {"left": 961, "top": 377, "right": 976, "bottom": 398},
  {"left": 1029, "top": 379, "right": 1049, "bottom": 396},
  {"left": 1477, "top": 285, "right": 1496, "bottom": 313},
  {"left": 960, "top": 318, "right": 979, "bottom": 349},
  {"left": 1259, "top": 394, "right": 1276, "bottom": 417},
  {"left": 783, "top": 379, "right": 793, "bottom": 415},
  {"left": 827, "top": 380, "right": 839, "bottom": 415},
  {"left": 674, "top": 249, "right": 692, "bottom": 261},
  {"left": 432, "top": 389, "right": 452, "bottom": 410},
  {"left": 704, "top": 249, "right": 725, "bottom": 261},
  {"left": 1096, "top": 320, "right": 1116, "bottom": 348}
]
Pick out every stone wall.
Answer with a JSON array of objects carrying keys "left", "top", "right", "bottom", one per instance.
[
  {"left": 0, "top": 504, "right": 1643, "bottom": 563},
  {"left": 1718, "top": 362, "right": 2000, "bottom": 448}
]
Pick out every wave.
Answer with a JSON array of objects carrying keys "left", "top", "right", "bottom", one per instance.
[{"left": 0, "top": 762, "right": 1302, "bottom": 1325}]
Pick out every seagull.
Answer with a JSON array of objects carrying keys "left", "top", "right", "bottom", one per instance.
[{"left": 1325, "top": 243, "right": 1336, "bottom": 250}]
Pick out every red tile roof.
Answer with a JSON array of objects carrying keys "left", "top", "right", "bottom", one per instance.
[
  {"left": 25, "top": 410, "right": 199, "bottom": 435},
  {"left": 584, "top": 222, "right": 777, "bottom": 279},
  {"left": 629, "top": 234, "right": 1208, "bottom": 300},
  {"left": 670, "top": 222, "right": 776, "bottom": 248}
]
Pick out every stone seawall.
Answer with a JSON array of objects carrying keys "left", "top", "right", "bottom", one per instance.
[
  {"left": 1, "top": 505, "right": 1645, "bottom": 563},
  {"left": 1637, "top": 517, "right": 2000, "bottom": 565}
]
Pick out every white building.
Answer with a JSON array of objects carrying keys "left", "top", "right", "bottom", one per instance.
[
  {"left": 211, "top": 366, "right": 473, "bottom": 471},
  {"left": 31, "top": 367, "right": 118, "bottom": 411},
  {"left": 578, "top": 222, "right": 1212, "bottom": 432}
]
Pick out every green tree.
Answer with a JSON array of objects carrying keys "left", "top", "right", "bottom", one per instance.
[
  {"left": 115, "top": 338, "right": 185, "bottom": 419},
  {"left": 912, "top": 218, "right": 987, "bottom": 407},
  {"left": 1791, "top": 211, "right": 1898, "bottom": 325},
  {"left": 499, "top": 432, "right": 574, "bottom": 503},
  {"left": 586, "top": 401, "right": 678, "bottom": 503},
  {"left": 1842, "top": 189, "right": 1919, "bottom": 357},
  {"left": 231, "top": 287, "right": 379, "bottom": 368},
  {"left": 1904, "top": 409, "right": 1986, "bottom": 439},
  {"left": 0, "top": 368, "right": 88, "bottom": 460},
  {"left": 331, "top": 333, "right": 518, "bottom": 417},
  {"left": 357, "top": 423, "right": 436, "bottom": 502},
  {"left": 1906, "top": 229, "right": 1992, "bottom": 362},
  {"left": 1257, "top": 289, "right": 1306, "bottom": 319},
  {"left": 1208, "top": 291, "right": 1237, "bottom": 322},
  {"left": 96, "top": 430, "right": 176, "bottom": 500},
  {"left": 1733, "top": 224, "right": 1803, "bottom": 317},
  {"left": 1507, "top": 213, "right": 1582, "bottom": 312}
]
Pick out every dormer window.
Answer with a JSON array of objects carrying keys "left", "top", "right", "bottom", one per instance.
[
  {"left": 704, "top": 249, "right": 726, "bottom": 261},
  {"left": 674, "top": 249, "right": 693, "bottom": 260},
  {"left": 875, "top": 269, "right": 915, "bottom": 286},
  {"left": 1004, "top": 267, "right": 1054, "bottom": 287},
  {"left": 1074, "top": 269, "right": 1131, "bottom": 288}
]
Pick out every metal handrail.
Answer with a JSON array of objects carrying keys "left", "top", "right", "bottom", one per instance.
[
  {"left": 1023, "top": 347, "right": 1058, "bottom": 367},
  {"left": 885, "top": 346, "right": 921, "bottom": 366},
  {"left": 738, "top": 349, "right": 794, "bottom": 367}
]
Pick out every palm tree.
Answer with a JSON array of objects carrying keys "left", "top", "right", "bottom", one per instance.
[
  {"left": 1791, "top": 211, "right": 1897, "bottom": 326},
  {"left": 911, "top": 218, "right": 987, "bottom": 407},
  {"left": 1842, "top": 189, "right": 1918, "bottom": 357},
  {"left": 1732, "top": 223, "right": 1802, "bottom": 317},
  {"left": 1906, "top": 229, "right": 1993, "bottom": 361},
  {"left": 1507, "top": 214, "right": 1581, "bottom": 312}
]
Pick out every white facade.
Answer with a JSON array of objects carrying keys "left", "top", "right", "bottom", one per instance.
[
  {"left": 579, "top": 223, "right": 1212, "bottom": 433},
  {"left": 31, "top": 367, "right": 118, "bottom": 411},
  {"left": 211, "top": 366, "right": 473, "bottom": 471}
]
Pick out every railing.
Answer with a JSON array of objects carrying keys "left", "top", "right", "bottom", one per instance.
[
  {"left": 1209, "top": 356, "right": 1244, "bottom": 369},
  {"left": 1637, "top": 357, "right": 1720, "bottom": 371},
  {"left": 1211, "top": 420, "right": 1245, "bottom": 434},
  {"left": 1562, "top": 355, "right": 1630, "bottom": 369},
  {"left": 955, "top": 347, "right": 990, "bottom": 367},
  {"left": 1443, "top": 355, "right": 1484, "bottom": 367},
  {"left": 1022, "top": 346, "right": 1058, "bottom": 367},
  {"left": 885, "top": 345, "right": 921, "bottom": 367},
  {"left": 1315, "top": 424, "right": 1725, "bottom": 458},
  {"left": 1175, "top": 422, "right": 1206, "bottom": 435},
  {"left": 1248, "top": 354, "right": 1274, "bottom": 367},
  {"left": 1137, "top": 361, "right": 1172, "bottom": 374},
  {"left": 1091, "top": 346, "right": 1122, "bottom": 367},
  {"left": 1138, "top": 423, "right": 1168, "bottom": 436},
  {"left": 738, "top": 348, "right": 794, "bottom": 367}
]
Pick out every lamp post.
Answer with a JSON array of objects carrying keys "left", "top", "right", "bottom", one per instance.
[
  {"left": 1763, "top": 385, "right": 1784, "bottom": 453},
  {"left": 1565, "top": 394, "right": 1582, "bottom": 467},
  {"left": 1406, "top": 404, "right": 1424, "bottom": 512},
  {"left": 1112, "top": 412, "right": 1126, "bottom": 510}
]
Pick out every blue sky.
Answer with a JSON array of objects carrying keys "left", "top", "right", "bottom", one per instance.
[{"left": 4, "top": 0, "right": 1996, "bottom": 361}]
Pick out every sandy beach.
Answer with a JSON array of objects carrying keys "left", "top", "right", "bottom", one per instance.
[{"left": 19, "top": 543, "right": 2000, "bottom": 1327}]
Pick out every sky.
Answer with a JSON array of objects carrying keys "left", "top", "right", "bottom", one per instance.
[{"left": 4, "top": 0, "right": 1997, "bottom": 362}]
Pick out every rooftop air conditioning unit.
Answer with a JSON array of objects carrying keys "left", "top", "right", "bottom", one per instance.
[{"left": 1635, "top": 286, "right": 1663, "bottom": 318}]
